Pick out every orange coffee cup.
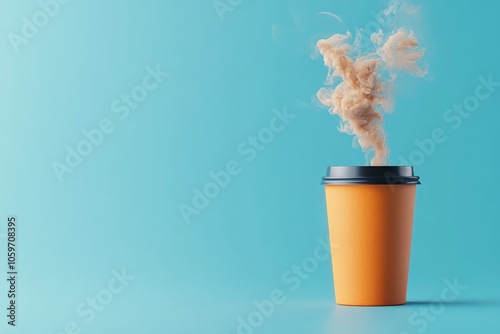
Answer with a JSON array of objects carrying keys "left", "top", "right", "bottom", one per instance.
[{"left": 322, "top": 166, "right": 420, "bottom": 306}]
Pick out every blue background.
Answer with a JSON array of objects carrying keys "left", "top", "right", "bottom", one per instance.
[{"left": 1, "top": 0, "right": 499, "bottom": 333}]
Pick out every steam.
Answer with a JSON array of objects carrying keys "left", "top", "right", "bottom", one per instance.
[{"left": 316, "top": 1, "right": 426, "bottom": 165}]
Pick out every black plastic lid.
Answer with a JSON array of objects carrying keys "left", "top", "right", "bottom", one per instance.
[{"left": 321, "top": 166, "right": 420, "bottom": 185}]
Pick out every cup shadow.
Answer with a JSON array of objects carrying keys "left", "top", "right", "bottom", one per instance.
[{"left": 406, "top": 299, "right": 500, "bottom": 307}]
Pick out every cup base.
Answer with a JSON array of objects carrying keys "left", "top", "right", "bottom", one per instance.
[{"left": 336, "top": 301, "right": 406, "bottom": 307}]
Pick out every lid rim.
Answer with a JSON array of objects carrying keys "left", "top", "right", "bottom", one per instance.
[{"left": 321, "top": 166, "right": 421, "bottom": 185}]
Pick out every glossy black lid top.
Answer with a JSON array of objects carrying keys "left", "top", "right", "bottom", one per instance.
[{"left": 321, "top": 166, "right": 421, "bottom": 185}]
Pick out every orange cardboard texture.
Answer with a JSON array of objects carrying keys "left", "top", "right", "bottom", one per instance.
[{"left": 324, "top": 184, "right": 416, "bottom": 306}]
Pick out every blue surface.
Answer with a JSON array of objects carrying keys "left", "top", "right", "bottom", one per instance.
[{"left": 1, "top": 0, "right": 499, "bottom": 333}]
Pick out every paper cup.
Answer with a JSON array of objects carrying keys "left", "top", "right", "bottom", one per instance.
[{"left": 322, "top": 166, "right": 420, "bottom": 306}]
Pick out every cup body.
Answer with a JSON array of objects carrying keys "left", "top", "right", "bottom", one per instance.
[{"left": 322, "top": 166, "right": 419, "bottom": 306}]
